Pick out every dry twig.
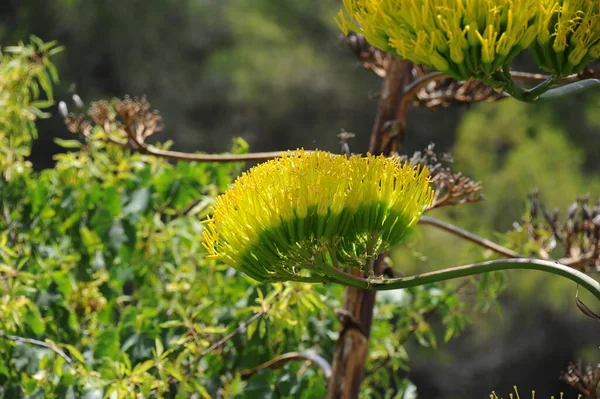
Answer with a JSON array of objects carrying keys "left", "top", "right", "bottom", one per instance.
[
  {"left": 509, "top": 191, "right": 600, "bottom": 272},
  {"left": 561, "top": 362, "right": 600, "bottom": 399},
  {"left": 63, "top": 96, "right": 305, "bottom": 163},
  {"left": 0, "top": 332, "right": 73, "bottom": 366},
  {"left": 401, "top": 143, "right": 484, "bottom": 209},
  {"left": 419, "top": 217, "right": 522, "bottom": 259},
  {"left": 240, "top": 351, "right": 332, "bottom": 381}
]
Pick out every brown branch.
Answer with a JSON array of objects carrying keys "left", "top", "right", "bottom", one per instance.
[
  {"left": 240, "top": 351, "right": 332, "bottom": 381},
  {"left": 178, "top": 296, "right": 282, "bottom": 382},
  {"left": 401, "top": 71, "right": 447, "bottom": 102},
  {"left": 329, "top": 56, "right": 412, "bottom": 399},
  {"left": 0, "top": 332, "right": 73, "bottom": 366},
  {"left": 419, "top": 216, "right": 522, "bottom": 259},
  {"left": 368, "top": 56, "right": 413, "bottom": 155},
  {"left": 560, "top": 252, "right": 596, "bottom": 269},
  {"left": 128, "top": 146, "right": 300, "bottom": 163},
  {"left": 511, "top": 65, "right": 600, "bottom": 84},
  {"left": 419, "top": 217, "right": 600, "bottom": 273},
  {"left": 561, "top": 362, "right": 600, "bottom": 399},
  {"left": 510, "top": 71, "right": 553, "bottom": 82},
  {"left": 201, "top": 311, "right": 264, "bottom": 358},
  {"left": 91, "top": 132, "right": 299, "bottom": 162},
  {"left": 176, "top": 310, "right": 266, "bottom": 383},
  {"left": 0, "top": 270, "right": 18, "bottom": 280},
  {"left": 65, "top": 99, "right": 310, "bottom": 163}
]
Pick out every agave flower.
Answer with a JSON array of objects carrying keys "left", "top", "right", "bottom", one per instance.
[
  {"left": 532, "top": 0, "right": 600, "bottom": 77},
  {"left": 336, "top": 0, "right": 540, "bottom": 82},
  {"left": 202, "top": 150, "right": 433, "bottom": 283}
]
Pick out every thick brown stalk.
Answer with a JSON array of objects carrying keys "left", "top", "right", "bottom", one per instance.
[{"left": 327, "top": 55, "right": 412, "bottom": 399}]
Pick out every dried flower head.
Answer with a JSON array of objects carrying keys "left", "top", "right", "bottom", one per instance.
[
  {"left": 336, "top": 0, "right": 540, "bottom": 82},
  {"left": 202, "top": 150, "right": 433, "bottom": 283}
]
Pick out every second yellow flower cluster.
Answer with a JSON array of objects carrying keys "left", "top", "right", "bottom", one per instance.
[{"left": 337, "top": 0, "right": 600, "bottom": 81}]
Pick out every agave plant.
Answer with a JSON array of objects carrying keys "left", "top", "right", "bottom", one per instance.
[
  {"left": 203, "top": 150, "right": 600, "bottom": 304},
  {"left": 336, "top": 0, "right": 600, "bottom": 102}
]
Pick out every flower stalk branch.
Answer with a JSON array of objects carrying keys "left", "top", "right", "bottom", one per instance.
[
  {"left": 332, "top": 258, "right": 600, "bottom": 302},
  {"left": 240, "top": 351, "right": 332, "bottom": 382}
]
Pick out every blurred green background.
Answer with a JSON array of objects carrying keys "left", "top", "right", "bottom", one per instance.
[{"left": 2, "top": 0, "right": 599, "bottom": 397}]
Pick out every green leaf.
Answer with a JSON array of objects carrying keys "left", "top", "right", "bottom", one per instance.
[
  {"left": 247, "top": 321, "right": 258, "bottom": 340},
  {"left": 108, "top": 220, "right": 128, "bottom": 251},
  {"left": 54, "top": 138, "right": 82, "bottom": 149},
  {"left": 123, "top": 188, "right": 151, "bottom": 215},
  {"left": 154, "top": 338, "right": 164, "bottom": 358},
  {"left": 443, "top": 323, "right": 455, "bottom": 343},
  {"left": 121, "top": 333, "right": 140, "bottom": 353},
  {"left": 165, "top": 363, "right": 184, "bottom": 382},
  {"left": 133, "top": 359, "right": 155, "bottom": 375},
  {"left": 103, "top": 187, "right": 122, "bottom": 218},
  {"left": 82, "top": 389, "right": 104, "bottom": 399},
  {"left": 52, "top": 270, "right": 75, "bottom": 295},
  {"left": 259, "top": 319, "right": 267, "bottom": 339},
  {"left": 24, "top": 307, "right": 45, "bottom": 335},
  {"left": 231, "top": 137, "right": 249, "bottom": 154},
  {"left": 31, "top": 100, "right": 55, "bottom": 109},
  {"left": 64, "top": 344, "right": 86, "bottom": 363},
  {"left": 158, "top": 320, "right": 183, "bottom": 329},
  {"left": 191, "top": 381, "right": 212, "bottom": 399},
  {"left": 94, "top": 329, "right": 120, "bottom": 360}
]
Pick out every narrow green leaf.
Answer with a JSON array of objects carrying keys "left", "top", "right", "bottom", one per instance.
[{"left": 54, "top": 138, "right": 82, "bottom": 149}]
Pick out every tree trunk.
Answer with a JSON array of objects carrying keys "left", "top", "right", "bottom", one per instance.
[{"left": 327, "top": 56, "right": 412, "bottom": 399}]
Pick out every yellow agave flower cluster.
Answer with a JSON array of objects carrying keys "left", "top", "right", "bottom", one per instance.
[
  {"left": 337, "top": 0, "right": 600, "bottom": 81},
  {"left": 532, "top": 0, "right": 600, "bottom": 76},
  {"left": 202, "top": 150, "right": 433, "bottom": 282}
]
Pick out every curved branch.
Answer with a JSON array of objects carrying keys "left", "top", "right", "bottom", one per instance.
[
  {"left": 200, "top": 311, "right": 265, "bottom": 357},
  {"left": 419, "top": 216, "right": 522, "bottom": 259},
  {"left": 319, "top": 259, "right": 600, "bottom": 301},
  {"left": 401, "top": 71, "right": 447, "bottom": 100},
  {"left": 180, "top": 310, "right": 267, "bottom": 381},
  {"left": 401, "top": 69, "right": 599, "bottom": 105},
  {"left": 560, "top": 252, "right": 596, "bottom": 269},
  {"left": 133, "top": 146, "right": 301, "bottom": 163},
  {"left": 375, "top": 259, "right": 600, "bottom": 301},
  {"left": 0, "top": 332, "right": 73, "bottom": 366},
  {"left": 419, "top": 217, "right": 597, "bottom": 270},
  {"left": 240, "top": 351, "right": 332, "bottom": 381},
  {"left": 509, "top": 71, "right": 553, "bottom": 82},
  {"left": 537, "top": 79, "right": 600, "bottom": 102}
]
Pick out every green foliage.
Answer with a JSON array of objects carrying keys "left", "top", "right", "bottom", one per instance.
[
  {"left": 1, "top": 37, "right": 580, "bottom": 399},
  {"left": 0, "top": 39, "right": 338, "bottom": 398},
  {"left": 0, "top": 36, "right": 61, "bottom": 180}
]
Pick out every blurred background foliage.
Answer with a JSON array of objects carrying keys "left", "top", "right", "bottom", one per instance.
[{"left": 1, "top": 1, "right": 599, "bottom": 398}]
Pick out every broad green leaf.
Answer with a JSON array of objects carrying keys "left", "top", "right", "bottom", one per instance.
[
  {"left": 108, "top": 220, "right": 128, "bottom": 251},
  {"left": 154, "top": 338, "right": 164, "bottom": 358},
  {"left": 64, "top": 344, "right": 85, "bottom": 363},
  {"left": 123, "top": 188, "right": 151, "bottom": 215},
  {"left": 24, "top": 307, "right": 45, "bottom": 335},
  {"left": 93, "top": 329, "right": 120, "bottom": 360}
]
